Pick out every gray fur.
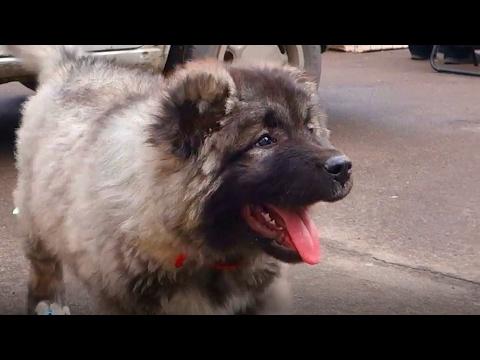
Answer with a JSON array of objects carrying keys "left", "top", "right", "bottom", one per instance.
[{"left": 12, "top": 46, "right": 293, "bottom": 314}]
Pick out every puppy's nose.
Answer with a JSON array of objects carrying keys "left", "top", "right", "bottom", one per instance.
[{"left": 324, "top": 155, "right": 352, "bottom": 185}]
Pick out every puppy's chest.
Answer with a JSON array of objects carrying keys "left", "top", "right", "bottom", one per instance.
[{"left": 129, "top": 264, "right": 279, "bottom": 314}]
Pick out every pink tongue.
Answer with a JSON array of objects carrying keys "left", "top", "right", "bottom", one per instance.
[{"left": 268, "top": 205, "right": 321, "bottom": 265}]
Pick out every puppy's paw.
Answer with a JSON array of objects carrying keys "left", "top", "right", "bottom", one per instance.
[{"left": 34, "top": 301, "right": 71, "bottom": 315}]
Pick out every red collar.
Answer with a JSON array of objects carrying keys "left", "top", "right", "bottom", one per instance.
[{"left": 174, "top": 253, "right": 240, "bottom": 271}]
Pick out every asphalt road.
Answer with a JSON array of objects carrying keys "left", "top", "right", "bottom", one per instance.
[{"left": 0, "top": 49, "right": 479, "bottom": 314}]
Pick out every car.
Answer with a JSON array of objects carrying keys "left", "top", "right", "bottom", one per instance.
[{"left": 0, "top": 45, "right": 323, "bottom": 89}]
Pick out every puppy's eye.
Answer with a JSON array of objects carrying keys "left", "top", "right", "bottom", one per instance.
[
  {"left": 256, "top": 134, "right": 277, "bottom": 147},
  {"left": 308, "top": 127, "right": 314, "bottom": 134}
]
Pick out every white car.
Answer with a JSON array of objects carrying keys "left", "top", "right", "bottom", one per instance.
[{"left": 0, "top": 45, "right": 323, "bottom": 89}]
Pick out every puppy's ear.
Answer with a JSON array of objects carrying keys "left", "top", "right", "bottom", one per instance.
[
  {"left": 160, "top": 60, "right": 237, "bottom": 158},
  {"left": 282, "top": 65, "right": 319, "bottom": 94}
]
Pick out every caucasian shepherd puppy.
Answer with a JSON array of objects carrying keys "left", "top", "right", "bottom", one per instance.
[{"left": 10, "top": 45, "right": 352, "bottom": 315}]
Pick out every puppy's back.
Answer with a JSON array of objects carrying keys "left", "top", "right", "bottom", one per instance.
[{"left": 13, "top": 46, "right": 162, "bottom": 249}]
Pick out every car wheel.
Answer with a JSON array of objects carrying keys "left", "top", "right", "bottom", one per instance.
[{"left": 165, "top": 45, "right": 322, "bottom": 86}]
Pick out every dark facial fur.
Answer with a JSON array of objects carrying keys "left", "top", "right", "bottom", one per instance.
[{"left": 151, "top": 62, "right": 352, "bottom": 263}]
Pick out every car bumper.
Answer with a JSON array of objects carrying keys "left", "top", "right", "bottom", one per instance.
[{"left": 0, "top": 45, "right": 170, "bottom": 84}]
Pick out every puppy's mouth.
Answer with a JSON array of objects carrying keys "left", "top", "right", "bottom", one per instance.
[{"left": 241, "top": 204, "right": 320, "bottom": 265}]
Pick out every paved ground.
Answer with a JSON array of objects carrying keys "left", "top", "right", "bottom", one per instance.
[{"left": 1, "top": 49, "right": 479, "bottom": 314}]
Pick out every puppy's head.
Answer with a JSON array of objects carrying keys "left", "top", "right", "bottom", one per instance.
[{"left": 151, "top": 60, "right": 352, "bottom": 264}]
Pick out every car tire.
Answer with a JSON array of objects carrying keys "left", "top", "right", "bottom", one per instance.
[{"left": 164, "top": 45, "right": 322, "bottom": 86}]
